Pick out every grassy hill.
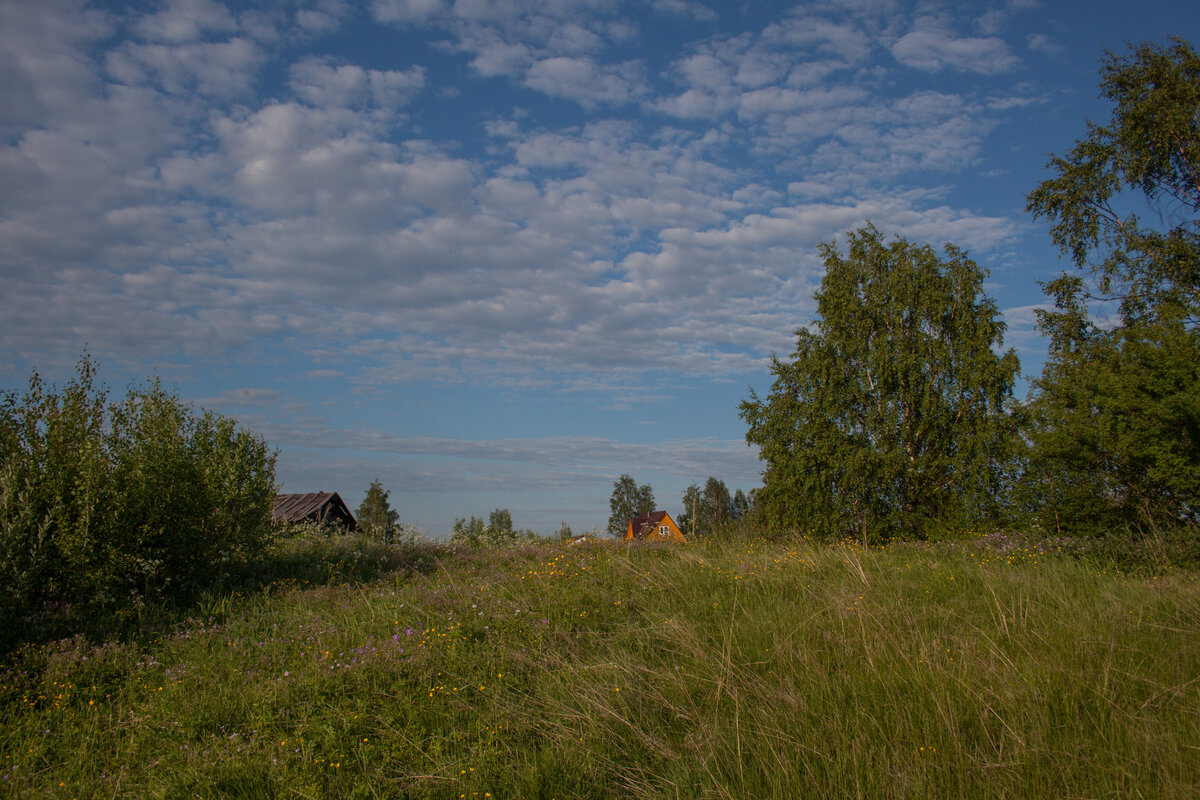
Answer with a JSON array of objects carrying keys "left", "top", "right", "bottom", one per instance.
[{"left": 2, "top": 533, "right": 1198, "bottom": 798}]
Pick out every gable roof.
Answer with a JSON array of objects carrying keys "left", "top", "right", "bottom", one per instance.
[
  {"left": 626, "top": 510, "right": 685, "bottom": 542},
  {"left": 272, "top": 491, "right": 357, "bottom": 530},
  {"left": 628, "top": 510, "right": 669, "bottom": 537}
]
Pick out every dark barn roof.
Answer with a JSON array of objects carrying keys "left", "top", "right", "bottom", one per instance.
[{"left": 273, "top": 491, "right": 357, "bottom": 530}]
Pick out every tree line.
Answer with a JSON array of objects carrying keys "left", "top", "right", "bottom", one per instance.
[
  {"left": 742, "top": 39, "right": 1199, "bottom": 544},
  {"left": 605, "top": 473, "right": 751, "bottom": 539}
]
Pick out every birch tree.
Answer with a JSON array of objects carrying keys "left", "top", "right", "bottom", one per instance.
[{"left": 740, "top": 224, "right": 1020, "bottom": 543}]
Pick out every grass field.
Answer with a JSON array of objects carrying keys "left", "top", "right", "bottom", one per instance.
[{"left": 2, "top": 533, "right": 1198, "bottom": 799}]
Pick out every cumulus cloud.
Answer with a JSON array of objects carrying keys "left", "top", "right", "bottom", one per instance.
[
  {"left": 1027, "top": 33, "right": 1063, "bottom": 56},
  {"left": 373, "top": 0, "right": 651, "bottom": 107},
  {"left": 289, "top": 57, "right": 427, "bottom": 109},
  {"left": 108, "top": 38, "right": 265, "bottom": 97},
  {"left": 891, "top": 24, "right": 1020, "bottom": 73},
  {"left": 0, "top": 0, "right": 1066, "bottom": 533},
  {"left": 2, "top": 0, "right": 1033, "bottom": 398},
  {"left": 523, "top": 57, "right": 644, "bottom": 107},
  {"left": 372, "top": 0, "right": 445, "bottom": 23},
  {"left": 650, "top": 0, "right": 718, "bottom": 22},
  {"left": 133, "top": 0, "right": 238, "bottom": 44},
  {"left": 652, "top": 7, "right": 1023, "bottom": 187}
]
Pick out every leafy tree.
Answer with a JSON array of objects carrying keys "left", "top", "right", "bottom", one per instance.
[
  {"left": 357, "top": 479, "right": 399, "bottom": 541},
  {"left": 451, "top": 515, "right": 486, "bottom": 547},
  {"left": 489, "top": 508, "right": 513, "bottom": 538},
  {"left": 607, "top": 474, "right": 655, "bottom": 536},
  {"left": 678, "top": 477, "right": 733, "bottom": 538},
  {"left": 1027, "top": 38, "right": 1199, "bottom": 327},
  {"left": 740, "top": 224, "right": 1021, "bottom": 543},
  {"left": 678, "top": 483, "right": 702, "bottom": 537},
  {"left": 0, "top": 354, "right": 276, "bottom": 635},
  {"left": 1025, "top": 38, "right": 1200, "bottom": 532},
  {"left": 732, "top": 489, "right": 751, "bottom": 521},
  {"left": 702, "top": 477, "right": 732, "bottom": 531},
  {"left": 451, "top": 508, "right": 517, "bottom": 547}
]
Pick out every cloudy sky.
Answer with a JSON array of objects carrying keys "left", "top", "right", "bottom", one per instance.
[{"left": 2, "top": 0, "right": 1196, "bottom": 536}]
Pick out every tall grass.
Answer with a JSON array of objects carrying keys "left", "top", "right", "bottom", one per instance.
[{"left": 2, "top": 534, "right": 1197, "bottom": 798}]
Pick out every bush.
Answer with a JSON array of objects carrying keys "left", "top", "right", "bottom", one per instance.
[{"left": 0, "top": 355, "right": 277, "bottom": 635}]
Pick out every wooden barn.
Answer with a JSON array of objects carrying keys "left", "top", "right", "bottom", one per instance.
[
  {"left": 272, "top": 491, "right": 357, "bottom": 531},
  {"left": 624, "top": 510, "right": 687, "bottom": 543}
]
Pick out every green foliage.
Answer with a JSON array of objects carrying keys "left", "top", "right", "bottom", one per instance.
[
  {"left": 0, "top": 354, "right": 277, "bottom": 635},
  {"left": 1025, "top": 322, "right": 1199, "bottom": 532},
  {"left": 607, "top": 473, "right": 655, "bottom": 536},
  {"left": 489, "top": 507, "right": 513, "bottom": 536},
  {"left": 355, "top": 479, "right": 400, "bottom": 541},
  {"left": 741, "top": 224, "right": 1021, "bottom": 543},
  {"left": 450, "top": 508, "right": 520, "bottom": 547},
  {"left": 732, "top": 488, "right": 750, "bottom": 520},
  {"left": 1026, "top": 38, "right": 1199, "bottom": 326},
  {"left": 1025, "top": 38, "right": 1200, "bottom": 534},
  {"left": 678, "top": 477, "right": 733, "bottom": 538}
]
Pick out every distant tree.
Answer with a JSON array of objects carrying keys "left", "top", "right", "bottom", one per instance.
[
  {"left": 451, "top": 515, "right": 486, "bottom": 547},
  {"left": 607, "top": 474, "right": 655, "bottom": 536},
  {"left": 677, "top": 483, "right": 702, "bottom": 537},
  {"left": 732, "top": 489, "right": 751, "bottom": 521},
  {"left": 488, "top": 508, "right": 515, "bottom": 545},
  {"left": 1025, "top": 38, "right": 1200, "bottom": 532},
  {"left": 452, "top": 508, "right": 517, "bottom": 547},
  {"left": 678, "top": 477, "right": 733, "bottom": 538},
  {"left": 740, "top": 224, "right": 1021, "bottom": 544},
  {"left": 357, "top": 480, "right": 399, "bottom": 541},
  {"left": 702, "top": 477, "right": 732, "bottom": 531}
]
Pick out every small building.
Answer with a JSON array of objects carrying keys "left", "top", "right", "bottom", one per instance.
[
  {"left": 624, "top": 510, "right": 687, "bottom": 543},
  {"left": 272, "top": 491, "right": 358, "bottom": 531}
]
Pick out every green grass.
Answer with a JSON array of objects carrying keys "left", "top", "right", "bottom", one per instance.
[{"left": 2, "top": 534, "right": 1198, "bottom": 799}]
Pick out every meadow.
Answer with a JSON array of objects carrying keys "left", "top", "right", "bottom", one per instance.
[{"left": 2, "top": 532, "right": 1198, "bottom": 799}]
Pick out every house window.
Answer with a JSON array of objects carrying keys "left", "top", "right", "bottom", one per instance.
[{"left": 659, "top": 525, "right": 669, "bottom": 536}]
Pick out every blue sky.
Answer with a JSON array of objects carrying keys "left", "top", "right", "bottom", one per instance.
[{"left": 2, "top": 0, "right": 1197, "bottom": 536}]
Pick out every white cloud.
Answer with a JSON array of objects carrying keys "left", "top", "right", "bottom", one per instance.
[
  {"left": 290, "top": 58, "right": 427, "bottom": 109},
  {"left": 764, "top": 14, "right": 875, "bottom": 64},
  {"left": 133, "top": 0, "right": 238, "bottom": 44},
  {"left": 1026, "top": 33, "right": 1063, "bottom": 56},
  {"left": 650, "top": 0, "right": 717, "bottom": 21},
  {"left": 296, "top": 4, "right": 350, "bottom": 35},
  {"left": 0, "top": 0, "right": 1036, "bottom": 402},
  {"left": 372, "top": 0, "right": 446, "bottom": 23},
  {"left": 465, "top": 39, "right": 532, "bottom": 77},
  {"left": 892, "top": 25, "right": 1019, "bottom": 73},
  {"left": 376, "top": 0, "right": 649, "bottom": 108},
  {"left": 109, "top": 38, "right": 265, "bottom": 97},
  {"left": 523, "top": 57, "right": 644, "bottom": 107}
]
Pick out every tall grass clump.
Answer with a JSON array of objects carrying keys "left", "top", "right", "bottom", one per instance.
[{"left": 0, "top": 354, "right": 276, "bottom": 644}]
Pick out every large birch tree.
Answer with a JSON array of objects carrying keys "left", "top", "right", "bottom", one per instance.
[{"left": 740, "top": 224, "right": 1020, "bottom": 543}]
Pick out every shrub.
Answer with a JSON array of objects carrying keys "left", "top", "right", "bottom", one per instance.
[{"left": 0, "top": 355, "right": 277, "bottom": 635}]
